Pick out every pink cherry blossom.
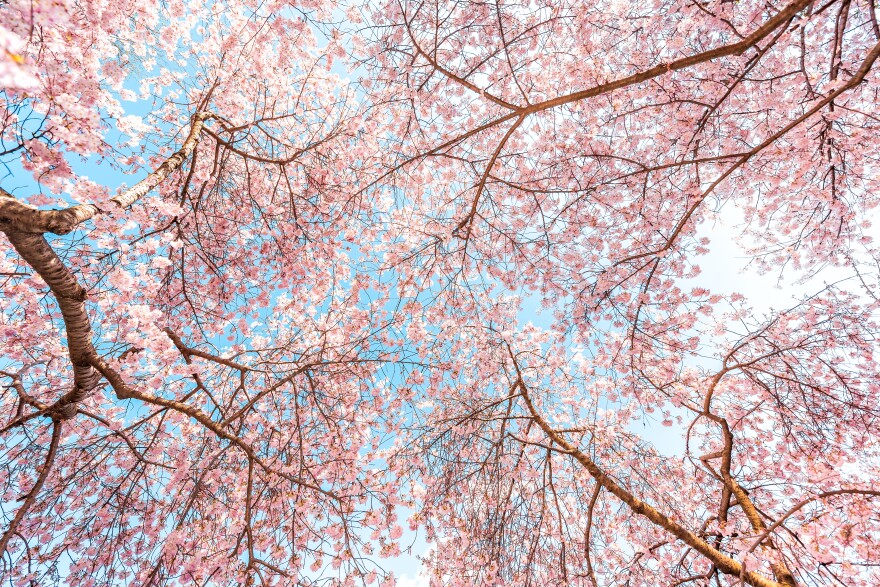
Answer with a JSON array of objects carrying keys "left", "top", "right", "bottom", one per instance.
[{"left": 2, "top": 0, "right": 880, "bottom": 585}]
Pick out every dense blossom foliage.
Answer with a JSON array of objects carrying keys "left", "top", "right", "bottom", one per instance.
[{"left": 1, "top": 0, "right": 879, "bottom": 586}]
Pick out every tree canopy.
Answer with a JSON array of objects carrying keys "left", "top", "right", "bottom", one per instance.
[{"left": 1, "top": 0, "right": 879, "bottom": 586}]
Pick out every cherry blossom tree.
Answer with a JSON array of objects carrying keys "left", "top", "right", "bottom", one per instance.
[
  {"left": 1, "top": 1, "right": 404, "bottom": 585},
  {"left": 359, "top": 0, "right": 880, "bottom": 586},
  {"left": 2, "top": 0, "right": 880, "bottom": 586}
]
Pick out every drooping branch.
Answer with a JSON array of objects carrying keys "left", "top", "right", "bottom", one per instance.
[
  {"left": 507, "top": 349, "right": 786, "bottom": 587},
  {"left": 745, "top": 489, "right": 880, "bottom": 557},
  {"left": 88, "top": 355, "right": 338, "bottom": 500},
  {"left": 615, "top": 38, "right": 880, "bottom": 267}
]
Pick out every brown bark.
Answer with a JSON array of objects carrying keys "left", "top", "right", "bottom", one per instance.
[
  {"left": 522, "top": 0, "right": 815, "bottom": 115},
  {"left": 3, "top": 229, "right": 101, "bottom": 413},
  {"left": 513, "top": 370, "right": 785, "bottom": 587},
  {"left": 0, "top": 112, "right": 213, "bottom": 415}
]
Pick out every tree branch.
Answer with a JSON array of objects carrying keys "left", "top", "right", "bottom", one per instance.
[
  {"left": 508, "top": 348, "right": 784, "bottom": 587},
  {"left": 0, "top": 112, "right": 214, "bottom": 415},
  {"left": 0, "top": 420, "right": 62, "bottom": 558},
  {"left": 0, "top": 112, "right": 214, "bottom": 235}
]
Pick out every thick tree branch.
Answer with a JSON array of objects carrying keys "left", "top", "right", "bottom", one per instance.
[
  {"left": 0, "top": 112, "right": 213, "bottom": 415},
  {"left": 523, "top": 0, "right": 814, "bottom": 115},
  {"left": 0, "top": 112, "right": 213, "bottom": 235},
  {"left": 2, "top": 229, "right": 101, "bottom": 405}
]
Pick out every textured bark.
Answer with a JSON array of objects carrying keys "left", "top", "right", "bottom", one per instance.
[
  {"left": 3, "top": 229, "right": 101, "bottom": 409},
  {"left": 0, "top": 192, "right": 100, "bottom": 235},
  {"left": 719, "top": 418, "right": 798, "bottom": 587},
  {"left": 111, "top": 112, "right": 214, "bottom": 209},
  {"left": 0, "top": 112, "right": 212, "bottom": 415}
]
